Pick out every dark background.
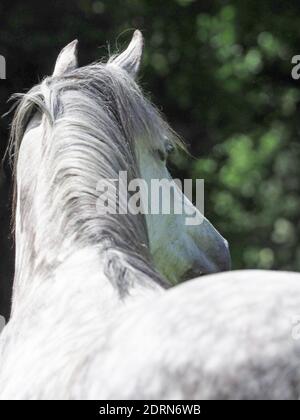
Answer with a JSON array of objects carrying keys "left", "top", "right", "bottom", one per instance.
[{"left": 1, "top": 0, "right": 300, "bottom": 320}]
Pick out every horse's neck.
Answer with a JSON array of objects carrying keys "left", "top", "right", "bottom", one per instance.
[
  {"left": 11, "top": 114, "right": 166, "bottom": 317},
  {"left": 12, "top": 196, "right": 164, "bottom": 318},
  {"left": 11, "top": 245, "right": 162, "bottom": 338},
  {"left": 12, "top": 236, "right": 163, "bottom": 319}
]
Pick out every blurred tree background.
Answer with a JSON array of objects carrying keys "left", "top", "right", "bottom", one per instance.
[{"left": 1, "top": 0, "right": 300, "bottom": 318}]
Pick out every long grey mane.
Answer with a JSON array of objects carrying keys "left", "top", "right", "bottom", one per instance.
[{"left": 9, "top": 58, "right": 180, "bottom": 293}]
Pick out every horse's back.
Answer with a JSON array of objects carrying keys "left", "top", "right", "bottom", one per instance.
[
  {"left": 86, "top": 270, "right": 300, "bottom": 399},
  {"left": 1, "top": 270, "right": 300, "bottom": 399}
]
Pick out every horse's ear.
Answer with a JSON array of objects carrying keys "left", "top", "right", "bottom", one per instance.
[
  {"left": 53, "top": 40, "right": 78, "bottom": 77},
  {"left": 111, "top": 30, "right": 143, "bottom": 78}
]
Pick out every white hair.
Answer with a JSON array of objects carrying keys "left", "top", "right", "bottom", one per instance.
[{"left": 8, "top": 59, "right": 182, "bottom": 293}]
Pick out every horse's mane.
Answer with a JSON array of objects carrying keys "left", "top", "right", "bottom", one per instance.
[{"left": 8, "top": 56, "right": 181, "bottom": 292}]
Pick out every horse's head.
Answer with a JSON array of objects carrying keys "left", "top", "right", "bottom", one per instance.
[
  {"left": 104, "top": 31, "right": 230, "bottom": 282},
  {"left": 11, "top": 31, "right": 230, "bottom": 287}
]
